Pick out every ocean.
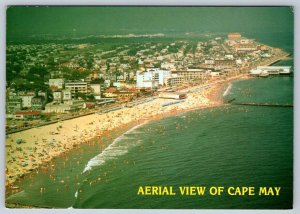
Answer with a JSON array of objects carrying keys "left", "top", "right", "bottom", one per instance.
[{"left": 6, "top": 32, "right": 294, "bottom": 209}]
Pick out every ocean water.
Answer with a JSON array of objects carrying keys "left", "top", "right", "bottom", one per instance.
[
  {"left": 72, "top": 77, "right": 293, "bottom": 209},
  {"left": 6, "top": 33, "right": 294, "bottom": 209}
]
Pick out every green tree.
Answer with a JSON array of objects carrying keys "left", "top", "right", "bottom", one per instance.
[{"left": 75, "top": 92, "right": 86, "bottom": 100}]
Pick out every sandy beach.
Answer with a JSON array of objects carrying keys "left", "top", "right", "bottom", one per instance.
[{"left": 5, "top": 74, "right": 247, "bottom": 187}]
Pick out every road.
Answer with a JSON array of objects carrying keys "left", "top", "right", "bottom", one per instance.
[{"left": 6, "top": 96, "right": 157, "bottom": 135}]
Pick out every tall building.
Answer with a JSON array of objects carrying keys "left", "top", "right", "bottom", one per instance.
[
  {"left": 65, "top": 81, "right": 88, "bottom": 97},
  {"left": 136, "top": 68, "right": 171, "bottom": 88},
  {"left": 90, "top": 83, "right": 101, "bottom": 100}
]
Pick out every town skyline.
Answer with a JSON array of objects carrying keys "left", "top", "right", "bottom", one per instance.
[{"left": 7, "top": 6, "right": 293, "bottom": 40}]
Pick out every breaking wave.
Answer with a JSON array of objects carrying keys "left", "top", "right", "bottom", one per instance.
[
  {"left": 82, "top": 122, "right": 146, "bottom": 173},
  {"left": 223, "top": 83, "right": 232, "bottom": 97}
]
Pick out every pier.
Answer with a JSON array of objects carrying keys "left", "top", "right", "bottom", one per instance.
[
  {"left": 262, "top": 53, "right": 291, "bottom": 66},
  {"left": 230, "top": 103, "right": 293, "bottom": 108},
  {"left": 226, "top": 99, "right": 293, "bottom": 108}
]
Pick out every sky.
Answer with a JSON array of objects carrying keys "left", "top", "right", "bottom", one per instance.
[{"left": 7, "top": 6, "right": 294, "bottom": 39}]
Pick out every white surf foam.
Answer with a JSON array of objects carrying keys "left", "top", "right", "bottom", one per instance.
[
  {"left": 6, "top": 190, "right": 26, "bottom": 201},
  {"left": 223, "top": 83, "right": 232, "bottom": 97},
  {"left": 82, "top": 122, "right": 147, "bottom": 173}
]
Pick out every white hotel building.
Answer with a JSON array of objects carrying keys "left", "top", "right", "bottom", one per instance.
[{"left": 136, "top": 68, "right": 171, "bottom": 88}]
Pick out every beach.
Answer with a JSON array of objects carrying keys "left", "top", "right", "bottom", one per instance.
[
  {"left": 5, "top": 74, "right": 247, "bottom": 188},
  {"left": 5, "top": 72, "right": 293, "bottom": 209},
  {"left": 5, "top": 38, "right": 290, "bottom": 190},
  {"left": 6, "top": 44, "right": 288, "bottom": 188}
]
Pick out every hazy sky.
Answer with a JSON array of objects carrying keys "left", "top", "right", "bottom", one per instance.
[{"left": 7, "top": 6, "right": 294, "bottom": 38}]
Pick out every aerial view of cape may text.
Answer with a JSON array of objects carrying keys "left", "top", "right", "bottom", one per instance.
[{"left": 5, "top": 6, "right": 294, "bottom": 209}]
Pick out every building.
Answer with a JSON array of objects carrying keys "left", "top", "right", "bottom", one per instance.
[
  {"left": 59, "top": 62, "right": 80, "bottom": 69},
  {"left": 234, "top": 44, "right": 257, "bottom": 52},
  {"left": 256, "top": 66, "right": 292, "bottom": 75},
  {"left": 115, "top": 89, "right": 138, "bottom": 101},
  {"left": 228, "top": 32, "right": 242, "bottom": 41},
  {"left": 249, "top": 69, "right": 263, "bottom": 76},
  {"left": 257, "top": 45, "right": 269, "bottom": 51},
  {"left": 65, "top": 81, "right": 88, "bottom": 97},
  {"left": 103, "top": 87, "right": 118, "bottom": 98},
  {"left": 104, "top": 80, "right": 111, "bottom": 87},
  {"left": 204, "top": 59, "right": 215, "bottom": 65},
  {"left": 225, "top": 54, "right": 234, "bottom": 60},
  {"left": 240, "top": 39, "right": 252, "bottom": 44},
  {"left": 90, "top": 83, "right": 101, "bottom": 100},
  {"left": 45, "top": 102, "right": 67, "bottom": 113},
  {"left": 49, "top": 79, "right": 64, "bottom": 90},
  {"left": 19, "top": 94, "right": 35, "bottom": 108},
  {"left": 164, "top": 75, "right": 184, "bottom": 87},
  {"left": 83, "top": 102, "right": 95, "bottom": 109},
  {"left": 174, "top": 69, "right": 208, "bottom": 81},
  {"left": 14, "top": 111, "right": 41, "bottom": 120},
  {"left": 62, "top": 89, "right": 72, "bottom": 101},
  {"left": 136, "top": 68, "right": 171, "bottom": 88},
  {"left": 113, "top": 82, "right": 121, "bottom": 88},
  {"left": 215, "top": 60, "right": 236, "bottom": 68},
  {"left": 90, "top": 84, "right": 101, "bottom": 94},
  {"left": 6, "top": 96, "right": 22, "bottom": 113},
  {"left": 31, "top": 96, "right": 46, "bottom": 110},
  {"left": 44, "top": 100, "right": 84, "bottom": 113},
  {"left": 136, "top": 71, "right": 155, "bottom": 88},
  {"left": 161, "top": 62, "right": 176, "bottom": 71},
  {"left": 157, "top": 69, "right": 171, "bottom": 85},
  {"left": 53, "top": 91, "right": 62, "bottom": 102},
  {"left": 158, "top": 92, "right": 187, "bottom": 100},
  {"left": 210, "top": 71, "right": 221, "bottom": 77}
]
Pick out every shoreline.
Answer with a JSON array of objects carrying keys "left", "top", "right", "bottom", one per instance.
[
  {"left": 8, "top": 46, "right": 290, "bottom": 192},
  {"left": 5, "top": 53, "right": 289, "bottom": 196},
  {"left": 7, "top": 49, "right": 286, "bottom": 194},
  {"left": 5, "top": 85, "right": 228, "bottom": 203},
  {"left": 5, "top": 71, "right": 293, "bottom": 208},
  {"left": 5, "top": 75, "right": 242, "bottom": 189},
  {"left": 5, "top": 60, "right": 288, "bottom": 204}
]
